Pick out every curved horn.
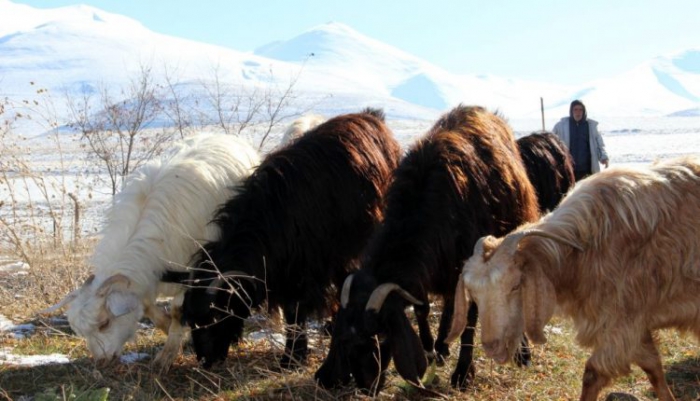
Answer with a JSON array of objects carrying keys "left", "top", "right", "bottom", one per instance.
[
  {"left": 507, "top": 229, "right": 584, "bottom": 252},
  {"left": 340, "top": 274, "right": 354, "bottom": 309},
  {"left": 206, "top": 270, "right": 255, "bottom": 295},
  {"left": 499, "top": 231, "right": 530, "bottom": 254},
  {"left": 38, "top": 290, "right": 79, "bottom": 314},
  {"left": 365, "top": 283, "right": 423, "bottom": 313},
  {"left": 37, "top": 274, "right": 95, "bottom": 315},
  {"left": 473, "top": 236, "right": 490, "bottom": 257}
]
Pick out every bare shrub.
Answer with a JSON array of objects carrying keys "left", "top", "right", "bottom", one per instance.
[
  {"left": 0, "top": 87, "right": 86, "bottom": 266},
  {"left": 65, "top": 64, "right": 175, "bottom": 195}
]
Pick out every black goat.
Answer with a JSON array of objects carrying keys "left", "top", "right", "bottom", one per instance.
[
  {"left": 517, "top": 131, "right": 575, "bottom": 213},
  {"left": 174, "top": 109, "right": 401, "bottom": 368},
  {"left": 315, "top": 105, "right": 540, "bottom": 392}
]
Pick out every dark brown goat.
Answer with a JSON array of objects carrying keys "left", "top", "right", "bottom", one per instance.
[
  {"left": 517, "top": 131, "right": 575, "bottom": 213},
  {"left": 172, "top": 109, "right": 401, "bottom": 368},
  {"left": 315, "top": 105, "right": 540, "bottom": 392}
]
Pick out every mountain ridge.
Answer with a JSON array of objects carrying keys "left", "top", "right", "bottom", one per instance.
[{"left": 1, "top": 1, "right": 698, "bottom": 120}]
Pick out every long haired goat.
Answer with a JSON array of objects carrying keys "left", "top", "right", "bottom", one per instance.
[
  {"left": 316, "top": 105, "right": 540, "bottom": 392},
  {"left": 177, "top": 109, "right": 401, "bottom": 368},
  {"left": 517, "top": 131, "right": 575, "bottom": 213},
  {"left": 279, "top": 113, "right": 325, "bottom": 146},
  {"left": 42, "top": 134, "right": 259, "bottom": 371},
  {"left": 448, "top": 156, "right": 700, "bottom": 401}
]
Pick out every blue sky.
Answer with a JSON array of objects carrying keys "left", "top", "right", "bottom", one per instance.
[{"left": 12, "top": 0, "right": 700, "bottom": 85}]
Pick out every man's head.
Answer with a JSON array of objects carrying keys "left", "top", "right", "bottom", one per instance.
[{"left": 570, "top": 100, "right": 587, "bottom": 122}]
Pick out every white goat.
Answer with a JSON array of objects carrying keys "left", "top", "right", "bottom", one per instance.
[
  {"left": 42, "top": 133, "right": 260, "bottom": 371},
  {"left": 279, "top": 114, "right": 325, "bottom": 146},
  {"left": 447, "top": 156, "right": 700, "bottom": 401}
]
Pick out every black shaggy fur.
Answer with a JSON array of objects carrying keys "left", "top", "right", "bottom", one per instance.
[
  {"left": 315, "top": 105, "right": 541, "bottom": 391},
  {"left": 178, "top": 109, "right": 401, "bottom": 368},
  {"left": 517, "top": 131, "right": 575, "bottom": 213}
]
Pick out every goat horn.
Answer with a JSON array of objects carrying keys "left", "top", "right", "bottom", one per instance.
[
  {"left": 206, "top": 270, "right": 255, "bottom": 295},
  {"left": 502, "top": 229, "right": 584, "bottom": 253},
  {"left": 37, "top": 274, "right": 95, "bottom": 314},
  {"left": 38, "top": 290, "right": 79, "bottom": 314},
  {"left": 340, "top": 274, "right": 354, "bottom": 309},
  {"left": 84, "top": 274, "right": 96, "bottom": 286},
  {"left": 365, "top": 283, "right": 423, "bottom": 313},
  {"left": 473, "top": 236, "right": 490, "bottom": 257},
  {"left": 522, "top": 229, "right": 584, "bottom": 252}
]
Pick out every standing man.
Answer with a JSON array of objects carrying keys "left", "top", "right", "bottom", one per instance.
[{"left": 552, "top": 99, "right": 609, "bottom": 181}]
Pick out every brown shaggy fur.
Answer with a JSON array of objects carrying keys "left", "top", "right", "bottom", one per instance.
[
  {"left": 451, "top": 156, "right": 700, "bottom": 401},
  {"left": 517, "top": 131, "right": 575, "bottom": 213},
  {"left": 317, "top": 105, "right": 540, "bottom": 391}
]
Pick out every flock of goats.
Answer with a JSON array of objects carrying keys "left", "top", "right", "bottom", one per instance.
[{"left": 38, "top": 104, "right": 700, "bottom": 401}]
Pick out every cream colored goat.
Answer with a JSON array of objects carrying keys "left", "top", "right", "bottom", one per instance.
[
  {"left": 447, "top": 156, "right": 700, "bottom": 401},
  {"left": 279, "top": 113, "right": 325, "bottom": 145}
]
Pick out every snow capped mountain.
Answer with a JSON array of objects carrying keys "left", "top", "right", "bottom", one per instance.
[
  {"left": 254, "top": 22, "right": 455, "bottom": 112},
  {"left": 254, "top": 22, "right": 574, "bottom": 116},
  {"left": 544, "top": 49, "right": 700, "bottom": 118},
  {"left": 0, "top": 0, "right": 287, "bottom": 97},
  {"left": 1, "top": 0, "right": 699, "bottom": 122}
]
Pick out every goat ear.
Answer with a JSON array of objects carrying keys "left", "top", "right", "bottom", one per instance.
[
  {"left": 105, "top": 291, "right": 141, "bottom": 318},
  {"left": 445, "top": 278, "right": 470, "bottom": 343},
  {"left": 97, "top": 274, "right": 131, "bottom": 297},
  {"left": 389, "top": 313, "right": 427, "bottom": 386},
  {"left": 521, "top": 264, "right": 555, "bottom": 344}
]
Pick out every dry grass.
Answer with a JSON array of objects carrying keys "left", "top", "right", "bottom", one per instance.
[{"left": 1, "top": 249, "right": 699, "bottom": 401}]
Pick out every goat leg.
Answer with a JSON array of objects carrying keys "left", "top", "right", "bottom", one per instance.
[
  {"left": 433, "top": 298, "right": 454, "bottom": 366},
  {"left": 280, "top": 305, "right": 308, "bottom": 369},
  {"left": 450, "top": 301, "right": 478, "bottom": 389},
  {"left": 634, "top": 331, "right": 676, "bottom": 401},
  {"left": 153, "top": 293, "right": 186, "bottom": 373},
  {"left": 580, "top": 359, "right": 611, "bottom": 401},
  {"left": 414, "top": 302, "right": 439, "bottom": 364}
]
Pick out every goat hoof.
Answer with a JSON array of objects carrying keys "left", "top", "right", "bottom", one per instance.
[
  {"left": 604, "top": 393, "right": 639, "bottom": 401},
  {"left": 514, "top": 347, "right": 532, "bottom": 367},
  {"left": 450, "top": 364, "right": 475, "bottom": 391},
  {"left": 279, "top": 353, "right": 306, "bottom": 370},
  {"left": 435, "top": 352, "right": 448, "bottom": 367},
  {"left": 424, "top": 350, "right": 447, "bottom": 367}
]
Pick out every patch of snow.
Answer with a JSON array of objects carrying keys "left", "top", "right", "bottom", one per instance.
[
  {"left": 0, "top": 315, "right": 35, "bottom": 338},
  {"left": 7, "top": 324, "right": 35, "bottom": 339},
  {"left": 0, "top": 347, "right": 70, "bottom": 366},
  {"left": 0, "top": 260, "right": 29, "bottom": 272},
  {"left": 0, "top": 315, "right": 14, "bottom": 331},
  {"left": 119, "top": 352, "right": 150, "bottom": 364},
  {"left": 545, "top": 326, "right": 564, "bottom": 335},
  {"left": 247, "top": 329, "right": 285, "bottom": 346}
]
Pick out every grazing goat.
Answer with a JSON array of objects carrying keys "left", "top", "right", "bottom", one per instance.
[
  {"left": 316, "top": 105, "right": 540, "bottom": 392},
  {"left": 447, "top": 156, "right": 700, "bottom": 401},
  {"left": 42, "top": 134, "right": 259, "bottom": 371},
  {"left": 517, "top": 131, "right": 575, "bottom": 213},
  {"left": 279, "top": 113, "right": 325, "bottom": 146},
  {"left": 176, "top": 109, "right": 400, "bottom": 368}
]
